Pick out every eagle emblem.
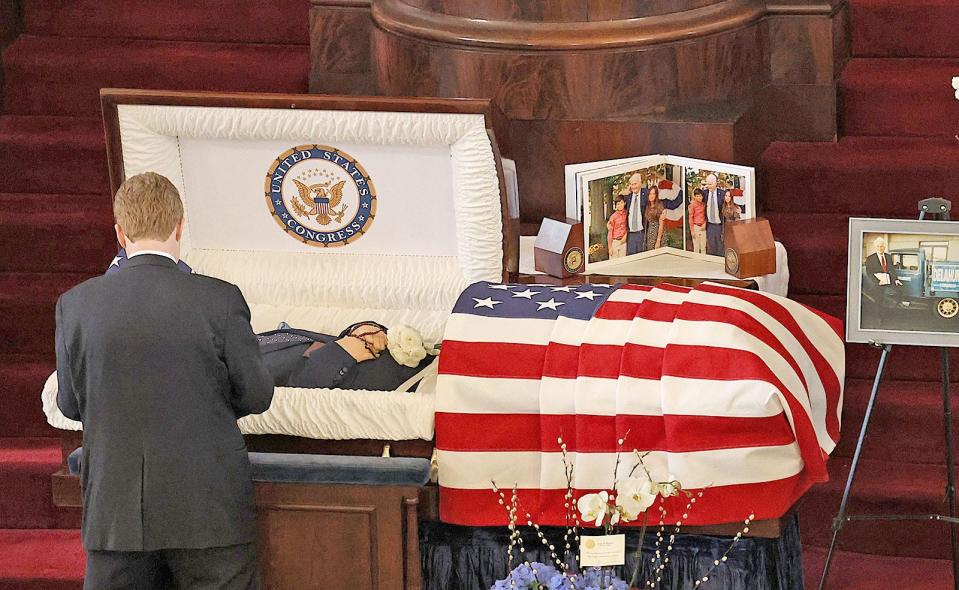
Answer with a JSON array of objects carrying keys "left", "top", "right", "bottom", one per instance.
[{"left": 291, "top": 179, "right": 348, "bottom": 225}]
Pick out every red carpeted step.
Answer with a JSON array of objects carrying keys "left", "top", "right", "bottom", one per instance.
[
  {"left": 802, "top": 545, "right": 954, "bottom": 589},
  {"left": 851, "top": 0, "right": 959, "bottom": 58},
  {"left": 759, "top": 137, "right": 959, "bottom": 216},
  {"left": 0, "top": 117, "right": 107, "bottom": 196},
  {"left": 0, "top": 528, "right": 84, "bottom": 590},
  {"left": 0, "top": 438, "right": 64, "bottom": 529},
  {"left": 0, "top": 194, "right": 115, "bottom": 274},
  {"left": 800, "top": 458, "right": 957, "bottom": 559},
  {"left": 23, "top": 0, "right": 308, "bottom": 45},
  {"left": 0, "top": 355, "right": 57, "bottom": 438},
  {"left": 0, "top": 273, "right": 95, "bottom": 356},
  {"left": 3, "top": 35, "right": 310, "bottom": 117},
  {"left": 840, "top": 58, "right": 959, "bottom": 137},
  {"left": 834, "top": 378, "right": 959, "bottom": 464},
  {"left": 766, "top": 212, "right": 850, "bottom": 296}
]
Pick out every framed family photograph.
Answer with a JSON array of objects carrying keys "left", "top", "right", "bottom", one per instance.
[
  {"left": 847, "top": 217, "right": 959, "bottom": 347},
  {"left": 567, "top": 155, "right": 755, "bottom": 273}
]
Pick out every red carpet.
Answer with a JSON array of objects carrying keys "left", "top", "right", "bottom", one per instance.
[
  {"left": 759, "top": 0, "right": 959, "bottom": 581},
  {"left": 803, "top": 546, "right": 954, "bottom": 589},
  {"left": 0, "top": 1, "right": 310, "bottom": 585},
  {"left": 0, "top": 529, "right": 84, "bottom": 590}
]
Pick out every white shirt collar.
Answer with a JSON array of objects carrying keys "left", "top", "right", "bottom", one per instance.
[{"left": 127, "top": 250, "right": 178, "bottom": 263}]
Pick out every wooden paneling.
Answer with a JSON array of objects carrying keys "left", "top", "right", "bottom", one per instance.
[
  {"left": 312, "top": 0, "right": 849, "bottom": 223},
  {"left": 309, "top": 4, "right": 374, "bottom": 94},
  {"left": 256, "top": 483, "right": 421, "bottom": 590}
]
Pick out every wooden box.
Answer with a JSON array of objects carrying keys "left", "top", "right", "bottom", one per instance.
[{"left": 723, "top": 217, "right": 776, "bottom": 279}]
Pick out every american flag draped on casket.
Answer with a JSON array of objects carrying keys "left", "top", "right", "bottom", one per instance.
[{"left": 435, "top": 282, "right": 844, "bottom": 526}]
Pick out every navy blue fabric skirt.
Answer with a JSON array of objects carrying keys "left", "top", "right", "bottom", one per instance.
[{"left": 420, "top": 513, "right": 803, "bottom": 590}]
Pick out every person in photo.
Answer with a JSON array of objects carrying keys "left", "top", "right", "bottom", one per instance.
[
  {"left": 623, "top": 172, "right": 647, "bottom": 255},
  {"left": 702, "top": 173, "right": 726, "bottom": 256},
  {"left": 606, "top": 195, "right": 628, "bottom": 259},
  {"left": 721, "top": 191, "right": 741, "bottom": 223},
  {"left": 644, "top": 186, "right": 667, "bottom": 251},
  {"left": 688, "top": 188, "right": 707, "bottom": 254}
]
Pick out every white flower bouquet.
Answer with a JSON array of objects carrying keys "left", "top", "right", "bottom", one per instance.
[{"left": 387, "top": 324, "right": 440, "bottom": 367}]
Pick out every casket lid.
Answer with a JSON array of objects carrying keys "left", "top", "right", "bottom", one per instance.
[{"left": 101, "top": 89, "right": 516, "bottom": 280}]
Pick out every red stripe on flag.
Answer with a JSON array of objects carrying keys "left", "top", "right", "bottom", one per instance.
[
  {"left": 542, "top": 343, "right": 581, "bottom": 378},
  {"left": 439, "top": 341, "right": 545, "bottom": 379},
  {"left": 439, "top": 472, "right": 812, "bottom": 526},
  {"left": 620, "top": 343, "right": 664, "bottom": 380},
  {"left": 635, "top": 299, "right": 682, "bottom": 322},
  {"left": 435, "top": 413, "right": 541, "bottom": 451},
  {"left": 437, "top": 413, "right": 794, "bottom": 452},
  {"left": 578, "top": 343, "right": 625, "bottom": 378},
  {"left": 595, "top": 301, "right": 641, "bottom": 321}
]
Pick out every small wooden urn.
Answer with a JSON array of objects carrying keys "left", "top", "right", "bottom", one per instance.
[
  {"left": 534, "top": 217, "right": 585, "bottom": 278},
  {"left": 723, "top": 217, "right": 776, "bottom": 278}
]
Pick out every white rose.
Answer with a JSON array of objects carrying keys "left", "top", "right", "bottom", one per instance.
[
  {"left": 953, "top": 76, "right": 959, "bottom": 90},
  {"left": 616, "top": 477, "right": 657, "bottom": 522},
  {"left": 577, "top": 491, "right": 609, "bottom": 527},
  {"left": 387, "top": 325, "right": 429, "bottom": 367}
]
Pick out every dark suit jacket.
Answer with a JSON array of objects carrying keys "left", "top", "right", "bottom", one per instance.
[
  {"left": 258, "top": 327, "right": 433, "bottom": 391},
  {"left": 865, "top": 252, "right": 899, "bottom": 286},
  {"left": 624, "top": 190, "right": 648, "bottom": 232},
  {"left": 55, "top": 254, "right": 274, "bottom": 551},
  {"left": 704, "top": 188, "right": 727, "bottom": 225}
]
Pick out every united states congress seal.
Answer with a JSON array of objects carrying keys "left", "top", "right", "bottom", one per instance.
[{"left": 264, "top": 145, "right": 376, "bottom": 247}]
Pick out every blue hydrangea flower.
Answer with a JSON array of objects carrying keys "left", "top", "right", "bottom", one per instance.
[
  {"left": 511, "top": 564, "right": 536, "bottom": 587},
  {"left": 548, "top": 572, "right": 574, "bottom": 590},
  {"left": 531, "top": 562, "right": 558, "bottom": 585}
]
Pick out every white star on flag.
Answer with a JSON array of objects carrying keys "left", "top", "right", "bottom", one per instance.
[
  {"left": 488, "top": 284, "right": 511, "bottom": 290},
  {"left": 512, "top": 289, "right": 541, "bottom": 299},
  {"left": 575, "top": 290, "right": 599, "bottom": 300},
  {"left": 536, "top": 298, "right": 564, "bottom": 311},
  {"left": 472, "top": 297, "right": 502, "bottom": 309},
  {"left": 109, "top": 256, "right": 121, "bottom": 267},
  {"left": 593, "top": 284, "right": 612, "bottom": 288},
  {"left": 550, "top": 286, "right": 574, "bottom": 292}
]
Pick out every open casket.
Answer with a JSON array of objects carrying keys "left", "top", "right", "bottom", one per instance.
[{"left": 42, "top": 89, "right": 518, "bottom": 460}]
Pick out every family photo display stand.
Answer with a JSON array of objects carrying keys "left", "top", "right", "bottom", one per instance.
[{"left": 819, "top": 197, "right": 959, "bottom": 590}]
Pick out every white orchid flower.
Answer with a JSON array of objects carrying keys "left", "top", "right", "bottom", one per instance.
[
  {"left": 577, "top": 491, "right": 610, "bottom": 527},
  {"left": 615, "top": 477, "right": 658, "bottom": 522}
]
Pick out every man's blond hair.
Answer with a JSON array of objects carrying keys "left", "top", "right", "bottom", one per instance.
[{"left": 113, "top": 172, "right": 183, "bottom": 241}]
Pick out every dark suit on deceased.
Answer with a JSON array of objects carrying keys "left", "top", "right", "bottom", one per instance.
[
  {"left": 56, "top": 254, "right": 274, "bottom": 588},
  {"left": 258, "top": 326, "right": 433, "bottom": 391}
]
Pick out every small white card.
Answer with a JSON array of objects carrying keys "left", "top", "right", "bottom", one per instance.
[{"left": 579, "top": 534, "right": 626, "bottom": 567}]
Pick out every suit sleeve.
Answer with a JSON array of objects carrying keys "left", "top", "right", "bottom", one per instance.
[
  {"left": 55, "top": 297, "right": 81, "bottom": 421},
  {"left": 286, "top": 343, "right": 358, "bottom": 389},
  {"left": 222, "top": 286, "right": 274, "bottom": 418}
]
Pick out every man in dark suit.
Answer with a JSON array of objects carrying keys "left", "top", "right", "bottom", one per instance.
[
  {"left": 863, "top": 236, "right": 903, "bottom": 321},
  {"left": 703, "top": 173, "right": 726, "bottom": 256},
  {"left": 56, "top": 172, "right": 275, "bottom": 589},
  {"left": 623, "top": 172, "right": 647, "bottom": 255}
]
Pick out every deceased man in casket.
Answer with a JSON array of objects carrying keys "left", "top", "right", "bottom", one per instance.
[{"left": 108, "top": 250, "right": 438, "bottom": 392}]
